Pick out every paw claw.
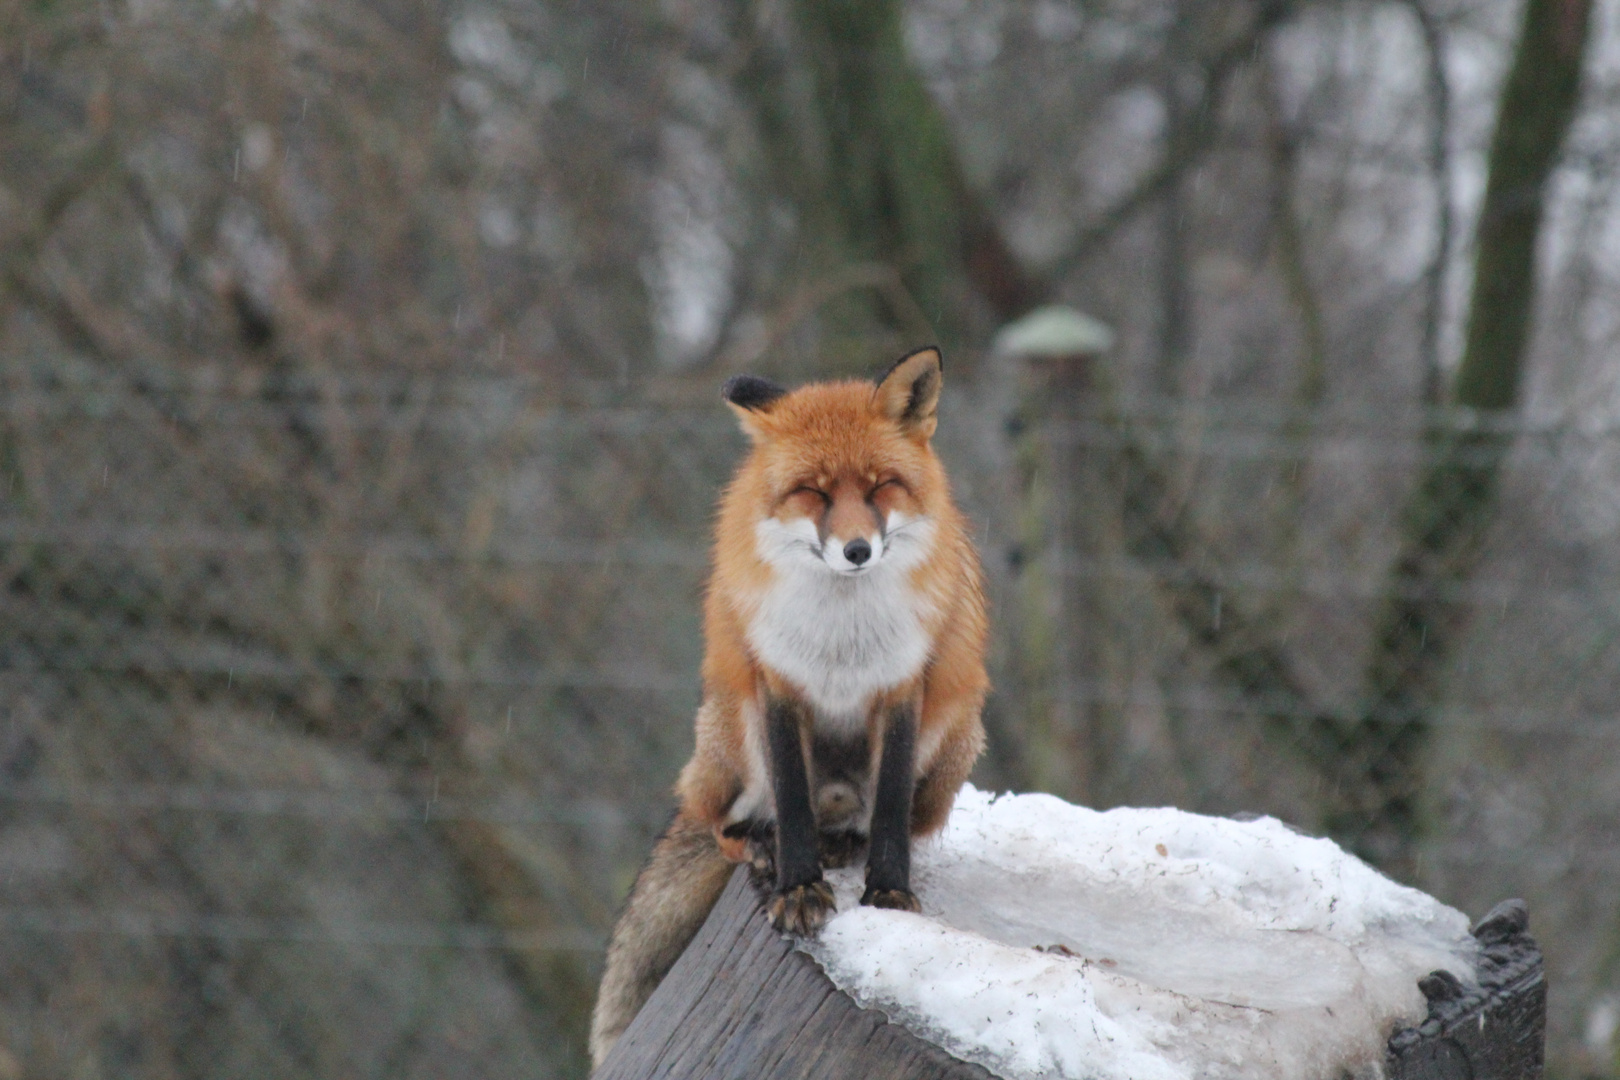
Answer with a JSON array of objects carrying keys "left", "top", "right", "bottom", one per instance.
[
  {"left": 767, "top": 880, "right": 836, "bottom": 935},
  {"left": 861, "top": 887, "right": 921, "bottom": 913}
]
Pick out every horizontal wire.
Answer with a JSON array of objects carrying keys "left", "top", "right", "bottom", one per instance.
[
  {"left": 0, "top": 654, "right": 699, "bottom": 694},
  {"left": 1414, "top": 846, "right": 1620, "bottom": 872},
  {"left": 5, "top": 779, "right": 1610, "bottom": 867},
  {"left": 0, "top": 655, "right": 1609, "bottom": 737},
  {"left": 0, "top": 905, "right": 603, "bottom": 951},
  {"left": 0, "top": 780, "right": 661, "bottom": 829},
  {"left": 1039, "top": 422, "right": 1598, "bottom": 466},
  {"left": 0, "top": 523, "right": 709, "bottom": 568},
  {"left": 9, "top": 377, "right": 1620, "bottom": 435},
  {"left": 0, "top": 397, "right": 739, "bottom": 436},
  {"left": 11, "top": 390, "right": 1620, "bottom": 445},
  {"left": 0, "top": 524, "right": 1608, "bottom": 606},
  {"left": 1053, "top": 553, "right": 1602, "bottom": 607},
  {"left": 2, "top": 799, "right": 1610, "bottom": 872},
  {"left": 1052, "top": 683, "right": 1620, "bottom": 739},
  {"left": 0, "top": 419, "right": 1595, "bottom": 467}
]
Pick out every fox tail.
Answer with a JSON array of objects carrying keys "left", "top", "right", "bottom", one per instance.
[{"left": 590, "top": 812, "right": 734, "bottom": 1069}]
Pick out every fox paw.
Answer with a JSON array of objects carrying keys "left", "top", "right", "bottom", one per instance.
[
  {"left": 721, "top": 820, "right": 776, "bottom": 879},
  {"left": 860, "top": 887, "right": 921, "bottom": 913},
  {"left": 745, "top": 835, "right": 776, "bottom": 879},
  {"left": 767, "top": 880, "right": 836, "bottom": 935}
]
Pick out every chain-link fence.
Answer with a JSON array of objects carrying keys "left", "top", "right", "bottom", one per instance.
[
  {"left": 3, "top": 363, "right": 1619, "bottom": 1075},
  {"left": 6, "top": 0, "right": 1620, "bottom": 1075}
]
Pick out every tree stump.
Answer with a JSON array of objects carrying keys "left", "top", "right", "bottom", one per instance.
[
  {"left": 593, "top": 866, "right": 991, "bottom": 1079},
  {"left": 595, "top": 869, "right": 1546, "bottom": 1080},
  {"left": 1386, "top": 899, "right": 1546, "bottom": 1080}
]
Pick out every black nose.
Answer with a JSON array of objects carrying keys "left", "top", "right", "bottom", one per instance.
[{"left": 843, "top": 538, "right": 872, "bottom": 566}]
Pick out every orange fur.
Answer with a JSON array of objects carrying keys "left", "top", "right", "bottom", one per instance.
[
  {"left": 591, "top": 350, "right": 989, "bottom": 1068},
  {"left": 675, "top": 348, "right": 989, "bottom": 847}
]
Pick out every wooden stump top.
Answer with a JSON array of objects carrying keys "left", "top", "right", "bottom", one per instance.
[
  {"left": 595, "top": 865, "right": 1546, "bottom": 1080},
  {"left": 593, "top": 866, "right": 991, "bottom": 1080}
]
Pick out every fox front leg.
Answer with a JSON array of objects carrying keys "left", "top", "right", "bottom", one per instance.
[
  {"left": 764, "top": 695, "right": 835, "bottom": 933},
  {"left": 862, "top": 702, "right": 921, "bottom": 912}
]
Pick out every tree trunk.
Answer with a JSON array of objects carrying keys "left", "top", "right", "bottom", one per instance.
[
  {"left": 733, "top": 0, "right": 1035, "bottom": 367},
  {"left": 1325, "top": 0, "right": 1593, "bottom": 873}
]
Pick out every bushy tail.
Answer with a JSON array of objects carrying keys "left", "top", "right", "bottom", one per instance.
[{"left": 590, "top": 812, "right": 734, "bottom": 1070}]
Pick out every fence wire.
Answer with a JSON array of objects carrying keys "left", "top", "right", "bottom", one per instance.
[{"left": 2, "top": 378, "right": 1618, "bottom": 1076}]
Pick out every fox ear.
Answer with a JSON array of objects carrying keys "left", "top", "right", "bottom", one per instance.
[
  {"left": 875, "top": 346, "right": 942, "bottom": 439},
  {"left": 721, "top": 374, "right": 789, "bottom": 439}
]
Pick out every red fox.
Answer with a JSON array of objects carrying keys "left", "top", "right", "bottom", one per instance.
[{"left": 589, "top": 347, "right": 989, "bottom": 1067}]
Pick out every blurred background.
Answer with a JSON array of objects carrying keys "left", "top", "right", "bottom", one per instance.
[{"left": 1, "top": 0, "right": 1618, "bottom": 1075}]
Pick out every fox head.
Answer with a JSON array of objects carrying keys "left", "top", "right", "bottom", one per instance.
[{"left": 718, "top": 348, "right": 950, "bottom": 578}]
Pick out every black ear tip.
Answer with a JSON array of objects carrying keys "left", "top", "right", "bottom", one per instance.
[
  {"left": 877, "top": 346, "right": 944, "bottom": 385},
  {"left": 902, "top": 345, "right": 943, "bottom": 372},
  {"left": 721, "top": 374, "right": 789, "bottom": 411}
]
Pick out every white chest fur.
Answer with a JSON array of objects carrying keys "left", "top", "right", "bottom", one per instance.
[{"left": 746, "top": 524, "right": 935, "bottom": 728}]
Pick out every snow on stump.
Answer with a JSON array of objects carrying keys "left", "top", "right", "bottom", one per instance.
[{"left": 594, "top": 787, "right": 1544, "bottom": 1080}]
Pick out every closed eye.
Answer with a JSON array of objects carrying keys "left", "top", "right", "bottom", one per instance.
[
  {"left": 786, "top": 485, "right": 830, "bottom": 504},
  {"left": 872, "top": 478, "right": 907, "bottom": 495},
  {"left": 885, "top": 514, "right": 928, "bottom": 545}
]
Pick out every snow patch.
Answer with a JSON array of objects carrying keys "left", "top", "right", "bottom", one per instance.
[{"left": 802, "top": 785, "right": 1477, "bottom": 1080}]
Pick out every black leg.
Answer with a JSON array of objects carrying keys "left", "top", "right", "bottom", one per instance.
[
  {"left": 766, "top": 696, "right": 819, "bottom": 889},
  {"left": 862, "top": 703, "right": 920, "bottom": 911},
  {"left": 765, "top": 696, "right": 834, "bottom": 932}
]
